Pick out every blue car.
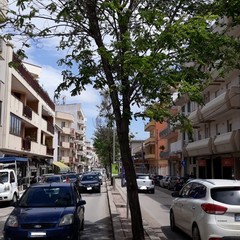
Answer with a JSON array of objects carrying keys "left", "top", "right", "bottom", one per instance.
[{"left": 3, "top": 182, "right": 86, "bottom": 240}]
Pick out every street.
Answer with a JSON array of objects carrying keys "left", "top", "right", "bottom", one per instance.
[
  {"left": 0, "top": 180, "right": 191, "bottom": 240},
  {"left": 0, "top": 182, "right": 113, "bottom": 240}
]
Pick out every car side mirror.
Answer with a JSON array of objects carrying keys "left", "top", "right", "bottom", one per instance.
[{"left": 77, "top": 199, "right": 86, "bottom": 206}]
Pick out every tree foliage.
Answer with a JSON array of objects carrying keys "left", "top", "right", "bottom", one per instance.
[{"left": 2, "top": 1, "right": 240, "bottom": 239}]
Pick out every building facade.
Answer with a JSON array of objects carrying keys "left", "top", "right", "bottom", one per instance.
[{"left": 0, "top": 39, "right": 55, "bottom": 178}]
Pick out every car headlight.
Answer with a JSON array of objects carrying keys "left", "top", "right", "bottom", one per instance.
[
  {"left": 4, "top": 184, "right": 10, "bottom": 192},
  {"left": 59, "top": 214, "right": 73, "bottom": 226},
  {"left": 6, "top": 215, "right": 18, "bottom": 227}
]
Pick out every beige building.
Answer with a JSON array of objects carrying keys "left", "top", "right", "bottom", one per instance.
[
  {"left": 55, "top": 103, "right": 87, "bottom": 173},
  {"left": 0, "top": 39, "right": 55, "bottom": 177}
]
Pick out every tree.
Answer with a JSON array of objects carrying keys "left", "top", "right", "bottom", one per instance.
[
  {"left": 2, "top": 1, "right": 240, "bottom": 239},
  {"left": 93, "top": 117, "right": 120, "bottom": 176}
]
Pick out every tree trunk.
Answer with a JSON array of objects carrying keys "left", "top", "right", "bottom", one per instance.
[{"left": 116, "top": 119, "right": 145, "bottom": 240}]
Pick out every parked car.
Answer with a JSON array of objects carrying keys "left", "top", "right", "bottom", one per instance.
[
  {"left": 79, "top": 173, "right": 101, "bottom": 193},
  {"left": 170, "top": 179, "right": 240, "bottom": 240},
  {"left": 42, "top": 174, "right": 64, "bottom": 183},
  {"left": 152, "top": 175, "right": 163, "bottom": 186},
  {"left": 136, "top": 173, "right": 155, "bottom": 194},
  {"left": 172, "top": 177, "right": 189, "bottom": 191},
  {"left": 0, "top": 169, "right": 19, "bottom": 203},
  {"left": 166, "top": 176, "right": 179, "bottom": 190},
  {"left": 63, "top": 173, "right": 78, "bottom": 183},
  {"left": 3, "top": 182, "right": 86, "bottom": 240},
  {"left": 160, "top": 175, "right": 171, "bottom": 188}
]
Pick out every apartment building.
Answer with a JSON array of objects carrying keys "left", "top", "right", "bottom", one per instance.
[
  {"left": 0, "top": 39, "right": 55, "bottom": 178},
  {"left": 144, "top": 121, "right": 169, "bottom": 175},
  {"left": 55, "top": 103, "right": 87, "bottom": 173}
]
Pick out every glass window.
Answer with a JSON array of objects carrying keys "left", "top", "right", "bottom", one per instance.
[
  {"left": 211, "top": 187, "right": 240, "bottom": 205},
  {"left": 10, "top": 114, "right": 22, "bottom": 136}
]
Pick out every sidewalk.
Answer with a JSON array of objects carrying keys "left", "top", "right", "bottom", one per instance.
[{"left": 107, "top": 179, "right": 167, "bottom": 240}]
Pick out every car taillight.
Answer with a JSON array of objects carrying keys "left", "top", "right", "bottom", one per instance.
[
  {"left": 209, "top": 238, "right": 222, "bottom": 240},
  {"left": 201, "top": 203, "right": 227, "bottom": 215}
]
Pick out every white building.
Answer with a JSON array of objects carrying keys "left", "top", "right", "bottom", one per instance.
[
  {"left": 0, "top": 38, "right": 55, "bottom": 177},
  {"left": 55, "top": 103, "right": 87, "bottom": 172}
]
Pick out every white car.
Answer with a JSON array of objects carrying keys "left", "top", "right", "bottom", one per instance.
[{"left": 170, "top": 179, "right": 240, "bottom": 240}]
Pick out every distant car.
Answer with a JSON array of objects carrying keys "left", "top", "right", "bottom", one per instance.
[
  {"left": 42, "top": 174, "right": 64, "bottom": 183},
  {"left": 63, "top": 173, "right": 78, "bottom": 183},
  {"left": 159, "top": 175, "right": 170, "bottom": 188},
  {"left": 136, "top": 173, "right": 155, "bottom": 194},
  {"left": 167, "top": 176, "right": 179, "bottom": 190},
  {"left": 79, "top": 173, "right": 101, "bottom": 193},
  {"left": 172, "top": 177, "right": 189, "bottom": 191},
  {"left": 4, "top": 182, "right": 86, "bottom": 240},
  {"left": 170, "top": 179, "right": 240, "bottom": 240},
  {"left": 152, "top": 175, "right": 163, "bottom": 186}
]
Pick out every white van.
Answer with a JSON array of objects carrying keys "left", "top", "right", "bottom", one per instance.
[{"left": 0, "top": 169, "right": 19, "bottom": 203}]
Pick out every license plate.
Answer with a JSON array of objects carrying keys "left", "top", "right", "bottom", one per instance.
[
  {"left": 235, "top": 213, "right": 240, "bottom": 221},
  {"left": 140, "top": 186, "right": 147, "bottom": 190},
  {"left": 29, "top": 232, "right": 46, "bottom": 238},
  {"left": 87, "top": 187, "right": 92, "bottom": 190}
]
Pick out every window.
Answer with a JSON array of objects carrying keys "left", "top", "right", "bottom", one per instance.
[
  {"left": 10, "top": 113, "right": 22, "bottom": 136},
  {"left": 61, "top": 121, "right": 65, "bottom": 128},
  {"left": 216, "top": 124, "right": 220, "bottom": 135},
  {"left": 227, "top": 120, "right": 232, "bottom": 132}
]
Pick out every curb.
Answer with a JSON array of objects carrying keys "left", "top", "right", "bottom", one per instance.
[{"left": 107, "top": 183, "right": 125, "bottom": 240}]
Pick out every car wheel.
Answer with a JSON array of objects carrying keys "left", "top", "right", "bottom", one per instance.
[
  {"left": 11, "top": 193, "right": 18, "bottom": 204},
  {"left": 150, "top": 188, "right": 155, "bottom": 194},
  {"left": 80, "top": 218, "right": 84, "bottom": 231},
  {"left": 170, "top": 211, "right": 177, "bottom": 232},
  {"left": 192, "top": 224, "right": 201, "bottom": 240}
]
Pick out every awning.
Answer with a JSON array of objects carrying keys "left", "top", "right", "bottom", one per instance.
[
  {"left": 0, "top": 157, "right": 28, "bottom": 163},
  {"left": 52, "top": 161, "right": 70, "bottom": 172}
]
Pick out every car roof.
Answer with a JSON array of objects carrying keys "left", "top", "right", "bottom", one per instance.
[
  {"left": 30, "top": 182, "right": 72, "bottom": 188},
  {"left": 188, "top": 179, "right": 240, "bottom": 187}
]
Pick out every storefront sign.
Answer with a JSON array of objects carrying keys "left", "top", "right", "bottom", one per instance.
[{"left": 222, "top": 158, "right": 234, "bottom": 167}]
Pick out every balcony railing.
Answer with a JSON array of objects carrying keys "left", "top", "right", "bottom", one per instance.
[
  {"left": 47, "top": 122, "right": 54, "bottom": 134},
  {"left": 22, "top": 138, "right": 31, "bottom": 151},
  {"left": 23, "top": 105, "right": 32, "bottom": 120},
  {"left": 46, "top": 147, "right": 54, "bottom": 156},
  {"left": 12, "top": 53, "right": 55, "bottom": 111}
]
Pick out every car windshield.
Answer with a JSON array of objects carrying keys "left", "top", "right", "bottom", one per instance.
[
  {"left": 0, "top": 172, "right": 8, "bottom": 183},
  {"left": 44, "top": 176, "right": 61, "bottom": 183},
  {"left": 81, "top": 175, "right": 99, "bottom": 181},
  {"left": 19, "top": 186, "right": 74, "bottom": 207},
  {"left": 137, "top": 175, "right": 150, "bottom": 180},
  {"left": 211, "top": 187, "right": 240, "bottom": 205}
]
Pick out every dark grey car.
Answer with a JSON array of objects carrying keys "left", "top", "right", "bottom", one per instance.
[{"left": 79, "top": 173, "right": 101, "bottom": 193}]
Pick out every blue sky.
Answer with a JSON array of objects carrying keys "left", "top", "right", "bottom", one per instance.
[{"left": 17, "top": 41, "right": 149, "bottom": 143}]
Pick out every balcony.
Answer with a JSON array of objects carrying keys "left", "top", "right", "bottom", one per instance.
[
  {"left": 144, "top": 121, "right": 155, "bottom": 131},
  {"left": 186, "top": 137, "right": 213, "bottom": 157},
  {"left": 213, "top": 131, "right": 237, "bottom": 154},
  {"left": 188, "top": 109, "right": 202, "bottom": 127},
  {"left": 47, "top": 122, "right": 54, "bottom": 134},
  {"left": 160, "top": 151, "right": 170, "bottom": 158},
  {"left": 159, "top": 127, "right": 177, "bottom": 139},
  {"left": 201, "top": 86, "right": 240, "bottom": 121},
  {"left": 144, "top": 154, "right": 155, "bottom": 160},
  {"left": 170, "top": 140, "right": 182, "bottom": 153},
  {"left": 60, "top": 142, "right": 70, "bottom": 149},
  {"left": 13, "top": 53, "right": 55, "bottom": 111},
  {"left": 22, "top": 138, "right": 31, "bottom": 151},
  {"left": 23, "top": 105, "right": 32, "bottom": 120},
  {"left": 144, "top": 137, "right": 155, "bottom": 146}
]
